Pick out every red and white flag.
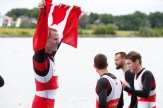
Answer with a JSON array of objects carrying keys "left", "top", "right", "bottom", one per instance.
[{"left": 33, "top": 0, "right": 82, "bottom": 52}]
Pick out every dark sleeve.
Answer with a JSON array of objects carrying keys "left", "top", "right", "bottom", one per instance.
[
  {"left": 33, "top": 49, "right": 50, "bottom": 76},
  {"left": 97, "top": 78, "right": 110, "bottom": 108},
  {"left": 125, "top": 69, "right": 134, "bottom": 84},
  {"left": 117, "top": 88, "right": 124, "bottom": 108},
  {"left": 125, "top": 70, "right": 137, "bottom": 107},
  {"left": 124, "top": 71, "right": 153, "bottom": 98},
  {"left": 130, "top": 94, "right": 137, "bottom": 108},
  {"left": 0, "top": 75, "right": 4, "bottom": 87},
  {"left": 125, "top": 70, "right": 135, "bottom": 90},
  {"left": 33, "top": 48, "right": 48, "bottom": 63}
]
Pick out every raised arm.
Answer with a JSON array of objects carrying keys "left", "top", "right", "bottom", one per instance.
[
  {"left": 38, "top": 0, "right": 46, "bottom": 9},
  {"left": 33, "top": 0, "right": 48, "bottom": 52}
]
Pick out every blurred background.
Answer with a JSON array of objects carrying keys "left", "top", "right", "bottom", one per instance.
[
  {"left": 0, "top": 0, "right": 163, "bottom": 108},
  {"left": 0, "top": 0, "right": 163, "bottom": 37}
]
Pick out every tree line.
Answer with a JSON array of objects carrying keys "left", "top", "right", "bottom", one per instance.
[
  {"left": 79, "top": 11, "right": 163, "bottom": 30},
  {"left": 5, "top": 8, "right": 163, "bottom": 36},
  {"left": 6, "top": 8, "right": 163, "bottom": 30}
]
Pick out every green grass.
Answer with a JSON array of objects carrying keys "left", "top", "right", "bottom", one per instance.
[
  {"left": 116, "top": 30, "right": 138, "bottom": 36},
  {"left": 0, "top": 27, "right": 138, "bottom": 37},
  {"left": 0, "top": 28, "right": 35, "bottom": 37},
  {"left": 80, "top": 29, "right": 138, "bottom": 37}
]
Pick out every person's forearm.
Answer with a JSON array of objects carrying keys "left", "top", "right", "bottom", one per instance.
[
  {"left": 129, "top": 94, "right": 137, "bottom": 108},
  {"left": 117, "top": 91, "right": 124, "bottom": 108},
  {"left": 98, "top": 89, "right": 107, "bottom": 108},
  {"left": 99, "top": 103, "right": 107, "bottom": 108},
  {"left": 124, "top": 86, "right": 149, "bottom": 98},
  {"left": 99, "top": 95, "right": 107, "bottom": 107}
]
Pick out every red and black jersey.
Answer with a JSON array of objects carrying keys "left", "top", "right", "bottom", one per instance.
[
  {"left": 124, "top": 68, "right": 156, "bottom": 108},
  {"left": 32, "top": 48, "right": 59, "bottom": 108},
  {"left": 96, "top": 73, "right": 124, "bottom": 108}
]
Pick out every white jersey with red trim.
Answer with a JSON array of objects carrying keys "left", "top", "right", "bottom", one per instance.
[
  {"left": 134, "top": 69, "right": 156, "bottom": 108},
  {"left": 32, "top": 57, "right": 59, "bottom": 108},
  {"left": 34, "top": 60, "right": 59, "bottom": 98},
  {"left": 96, "top": 75, "right": 122, "bottom": 108}
]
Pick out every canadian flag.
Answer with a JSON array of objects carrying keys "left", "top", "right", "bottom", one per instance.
[{"left": 33, "top": 0, "right": 82, "bottom": 52}]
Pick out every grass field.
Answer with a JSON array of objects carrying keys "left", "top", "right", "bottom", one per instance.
[
  {"left": 0, "top": 27, "right": 138, "bottom": 37},
  {"left": 0, "top": 28, "right": 35, "bottom": 37},
  {"left": 116, "top": 30, "right": 138, "bottom": 37}
]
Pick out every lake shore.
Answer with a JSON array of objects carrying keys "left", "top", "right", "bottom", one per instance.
[{"left": 1, "top": 28, "right": 163, "bottom": 37}]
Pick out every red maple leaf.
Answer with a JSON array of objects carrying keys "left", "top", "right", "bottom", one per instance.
[{"left": 51, "top": 4, "right": 70, "bottom": 25}]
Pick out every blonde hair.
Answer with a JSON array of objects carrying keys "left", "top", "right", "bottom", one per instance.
[{"left": 48, "top": 28, "right": 58, "bottom": 38}]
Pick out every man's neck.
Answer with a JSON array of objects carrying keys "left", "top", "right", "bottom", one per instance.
[
  {"left": 122, "top": 64, "right": 128, "bottom": 72},
  {"left": 45, "top": 50, "right": 51, "bottom": 54},
  {"left": 135, "top": 66, "right": 143, "bottom": 74},
  {"left": 98, "top": 69, "right": 108, "bottom": 76},
  {"left": 45, "top": 47, "right": 53, "bottom": 54}
]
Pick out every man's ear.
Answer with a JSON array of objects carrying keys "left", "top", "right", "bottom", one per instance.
[
  {"left": 106, "top": 63, "right": 108, "bottom": 68},
  {"left": 123, "top": 58, "right": 126, "bottom": 63},
  {"left": 135, "top": 59, "right": 140, "bottom": 65},
  {"left": 93, "top": 64, "right": 96, "bottom": 68}
]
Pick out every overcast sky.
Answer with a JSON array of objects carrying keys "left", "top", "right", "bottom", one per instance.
[{"left": 0, "top": 0, "right": 163, "bottom": 16}]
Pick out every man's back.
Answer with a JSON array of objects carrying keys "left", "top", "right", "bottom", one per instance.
[{"left": 96, "top": 73, "right": 124, "bottom": 108}]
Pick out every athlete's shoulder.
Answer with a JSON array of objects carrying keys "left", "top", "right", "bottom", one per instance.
[
  {"left": 108, "top": 73, "right": 117, "bottom": 79},
  {"left": 97, "top": 77, "right": 109, "bottom": 88},
  {"left": 142, "top": 69, "right": 154, "bottom": 78},
  {"left": 125, "top": 69, "right": 134, "bottom": 82},
  {"left": 125, "top": 69, "right": 133, "bottom": 76},
  {"left": 144, "top": 69, "right": 152, "bottom": 74},
  {"left": 33, "top": 48, "right": 48, "bottom": 62}
]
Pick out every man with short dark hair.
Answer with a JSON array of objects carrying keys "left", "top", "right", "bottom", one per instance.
[
  {"left": 94, "top": 53, "right": 124, "bottom": 108},
  {"left": 124, "top": 51, "right": 156, "bottom": 108}
]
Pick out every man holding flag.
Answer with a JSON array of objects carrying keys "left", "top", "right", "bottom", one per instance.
[{"left": 32, "top": 0, "right": 82, "bottom": 108}]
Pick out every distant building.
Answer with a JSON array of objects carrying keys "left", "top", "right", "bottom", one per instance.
[
  {"left": 0, "top": 14, "right": 37, "bottom": 28},
  {"left": 0, "top": 15, "right": 13, "bottom": 27},
  {"left": 19, "top": 15, "right": 31, "bottom": 25},
  {"left": 0, "top": 14, "right": 3, "bottom": 27},
  {"left": 94, "top": 19, "right": 101, "bottom": 25}
]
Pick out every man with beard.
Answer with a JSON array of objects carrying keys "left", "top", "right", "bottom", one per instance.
[{"left": 114, "top": 52, "right": 137, "bottom": 108}]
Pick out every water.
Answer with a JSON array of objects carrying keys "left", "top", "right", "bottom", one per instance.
[{"left": 0, "top": 37, "right": 162, "bottom": 108}]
